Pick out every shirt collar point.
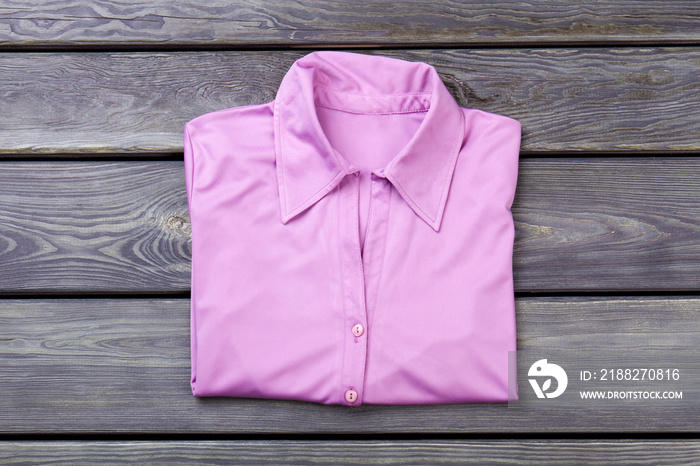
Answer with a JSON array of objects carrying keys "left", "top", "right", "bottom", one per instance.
[
  {"left": 424, "top": 213, "right": 443, "bottom": 232},
  {"left": 278, "top": 202, "right": 303, "bottom": 225},
  {"left": 277, "top": 165, "right": 348, "bottom": 225},
  {"left": 413, "top": 206, "right": 444, "bottom": 233},
  {"left": 385, "top": 170, "right": 446, "bottom": 233}
]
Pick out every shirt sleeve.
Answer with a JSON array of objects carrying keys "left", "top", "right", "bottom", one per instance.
[
  {"left": 183, "top": 122, "right": 196, "bottom": 211},
  {"left": 503, "top": 117, "right": 522, "bottom": 211},
  {"left": 183, "top": 121, "right": 199, "bottom": 394}
]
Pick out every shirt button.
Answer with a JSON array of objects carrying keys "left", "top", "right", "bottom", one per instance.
[
  {"left": 345, "top": 389, "right": 358, "bottom": 403},
  {"left": 352, "top": 323, "right": 364, "bottom": 337}
]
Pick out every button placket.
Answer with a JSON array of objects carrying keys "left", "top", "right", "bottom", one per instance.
[
  {"left": 336, "top": 171, "right": 392, "bottom": 406},
  {"left": 360, "top": 173, "right": 391, "bottom": 337},
  {"left": 337, "top": 174, "right": 369, "bottom": 406}
]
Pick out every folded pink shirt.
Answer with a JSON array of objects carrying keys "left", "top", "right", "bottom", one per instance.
[{"left": 184, "top": 51, "right": 521, "bottom": 406}]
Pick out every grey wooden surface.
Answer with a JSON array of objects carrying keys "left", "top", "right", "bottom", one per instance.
[
  {"left": 1, "top": 0, "right": 699, "bottom": 463},
  {"left": 1, "top": 297, "right": 698, "bottom": 433},
  {"left": 1, "top": 49, "right": 699, "bottom": 155},
  {"left": 1, "top": 1, "right": 700, "bottom": 48},
  {"left": 1, "top": 440, "right": 699, "bottom": 465},
  {"left": 2, "top": 159, "right": 700, "bottom": 293}
]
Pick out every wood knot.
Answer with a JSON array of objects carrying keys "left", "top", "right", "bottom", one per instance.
[{"left": 165, "top": 214, "right": 191, "bottom": 237}]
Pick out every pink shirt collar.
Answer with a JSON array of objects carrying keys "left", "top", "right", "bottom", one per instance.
[{"left": 273, "top": 51, "right": 465, "bottom": 231}]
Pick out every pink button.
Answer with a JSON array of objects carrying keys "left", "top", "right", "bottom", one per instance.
[
  {"left": 345, "top": 389, "right": 358, "bottom": 403},
  {"left": 352, "top": 324, "right": 364, "bottom": 337}
]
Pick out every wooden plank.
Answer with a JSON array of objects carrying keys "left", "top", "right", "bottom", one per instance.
[
  {"left": 1, "top": 49, "right": 700, "bottom": 155},
  {"left": 0, "top": 440, "right": 698, "bottom": 464},
  {"left": 513, "top": 157, "right": 700, "bottom": 292},
  {"left": 1, "top": 2, "right": 700, "bottom": 48},
  {"left": 0, "top": 297, "right": 698, "bottom": 433},
  {"left": 0, "top": 161, "right": 191, "bottom": 293},
  {"left": 2, "top": 159, "right": 700, "bottom": 293}
]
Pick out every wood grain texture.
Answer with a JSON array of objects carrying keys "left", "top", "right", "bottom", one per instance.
[
  {"left": 0, "top": 297, "right": 698, "bottom": 433},
  {"left": 513, "top": 157, "right": 700, "bottom": 292},
  {"left": 1, "top": 48, "right": 700, "bottom": 155},
  {"left": 2, "top": 159, "right": 700, "bottom": 293},
  {"left": 1, "top": 1, "right": 700, "bottom": 48},
  {"left": 0, "top": 162, "right": 191, "bottom": 293},
  {"left": 1, "top": 440, "right": 699, "bottom": 464}
]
